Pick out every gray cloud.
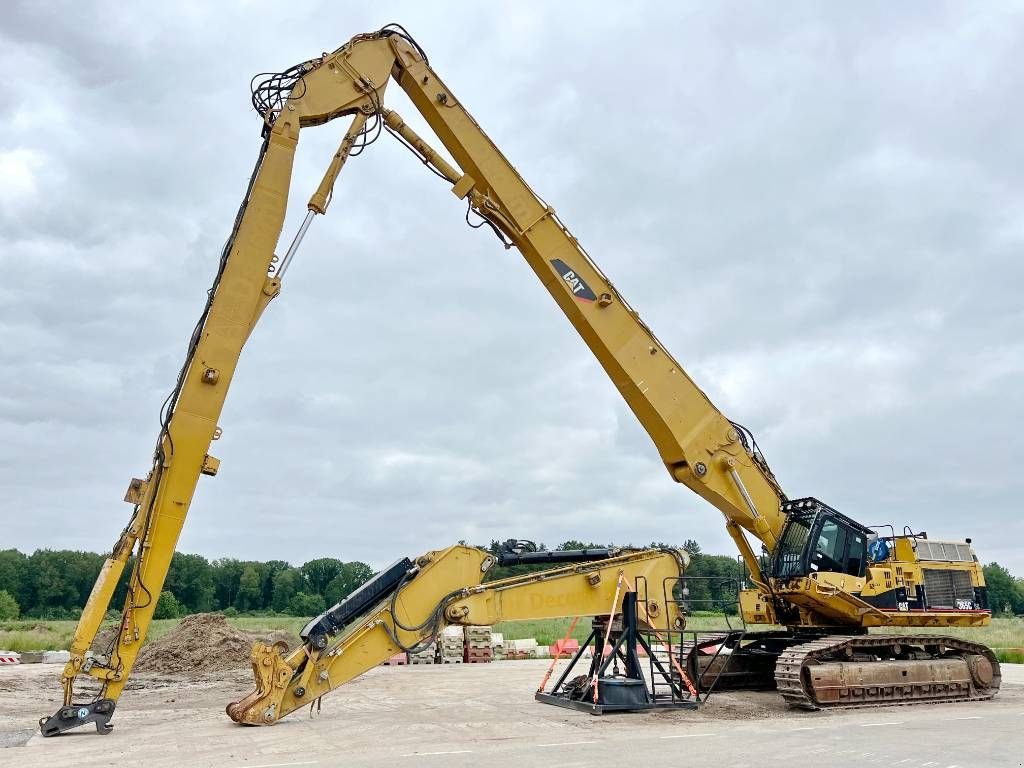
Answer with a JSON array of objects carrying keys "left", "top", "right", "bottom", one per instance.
[{"left": 2, "top": 1, "right": 1022, "bottom": 573}]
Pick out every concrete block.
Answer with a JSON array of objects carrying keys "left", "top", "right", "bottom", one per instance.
[
  {"left": 506, "top": 638, "right": 537, "bottom": 653},
  {"left": 504, "top": 650, "right": 535, "bottom": 660},
  {"left": 465, "top": 647, "right": 493, "bottom": 661}
]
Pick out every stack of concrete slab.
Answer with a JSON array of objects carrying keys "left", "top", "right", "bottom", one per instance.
[
  {"left": 464, "top": 626, "right": 493, "bottom": 663},
  {"left": 385, "top": 652, "right": 408, "bottom": 666},
  {"left": 505, "top": 638, "right": 538, "bottom": 659},
  {"left": 408, "top": 640, "right": 438, "bottom": 665},
  {"left": 440, "top": 626, "right": 464, "bottom": 663},
  {"left": 490, "top": 632, "right": 505, "bottom": 659}
]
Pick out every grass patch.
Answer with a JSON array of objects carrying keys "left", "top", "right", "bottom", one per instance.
[
  {"left": 494, "top": 614, "right": 747, "bottom": 647},
  {"left": 494, "top": 615, "right": 1024, "bottom": 654},
  {"left": 871, "top": 616, "right": 1024, "bottom": 650},
  {"left": 0, "top": 615, "right": 308, "bottom": 653},
  {"left": 227, "top": 616, "right": 307, "bottom": 634},
  {"left": 5, "top": 614, "right": 1022, "bottom": 662},
  {"left": 0, "top": 620, "right": 78, "bottom": 653},
  {"left": 492, "top": 618, "right": 592, "bottom": 647}
]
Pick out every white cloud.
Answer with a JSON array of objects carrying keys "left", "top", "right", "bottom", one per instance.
[
  {"left": 0, "top": 148, "right": 44, "bottom": 205},
  {"left": 1, "top": 2, "right": 1022, "bottom": 574}
]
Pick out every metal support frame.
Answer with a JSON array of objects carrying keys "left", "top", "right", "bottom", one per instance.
[{"left": 536, "top": 590, "right": 697, "bottom": 714}]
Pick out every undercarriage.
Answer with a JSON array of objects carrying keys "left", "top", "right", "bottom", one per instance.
[{"left": 682, "top": 629, "right": 1001, "bottom": 710}]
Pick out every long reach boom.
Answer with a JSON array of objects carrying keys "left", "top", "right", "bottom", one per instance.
[{"left": 44, "top": 26, "right": 998, "bottom": 736}]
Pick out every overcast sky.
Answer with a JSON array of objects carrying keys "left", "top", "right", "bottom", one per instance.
[{"left": 2, "top": 2, "right": 1022, "bottom": 574}]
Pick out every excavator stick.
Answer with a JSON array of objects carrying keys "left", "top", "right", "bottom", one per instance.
[{"left": 227, "top": 545, "right": 688, "bottom": 726}]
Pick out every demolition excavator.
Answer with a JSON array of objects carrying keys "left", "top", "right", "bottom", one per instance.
[{"left": 42, "top": 25, "right": 999, "bottom": 736}]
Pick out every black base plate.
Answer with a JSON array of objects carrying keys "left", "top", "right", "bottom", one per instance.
[{"left": 535, "top": 692, "right": 698, "bottom": 715}]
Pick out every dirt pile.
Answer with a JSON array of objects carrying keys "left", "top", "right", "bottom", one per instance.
[
  {"left": 90, "top": 624, "right": 121, "bottom": 655},
  {"left": 134, "top": 614, "right": 299, "bottom": 675},
  {"left": 257, "top": 628, "right": 302, "bottom": 651}
]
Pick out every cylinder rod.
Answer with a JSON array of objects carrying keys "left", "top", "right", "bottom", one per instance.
[
  {"left": 276, "top": 210, "right": 315, "bottom": 279},
  {"left": 381, "top": 108, "right": 462, "bottom": 184}
]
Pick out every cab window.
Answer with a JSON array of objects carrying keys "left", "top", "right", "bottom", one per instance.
[
  {"left": 813, "top": 520, "right": 866, "bottom": 577},
  {"left": 845, "top": 532, "right": 866, "bottom": 577},
  {"left": 813, "top": 520, "right": 847, "bottom": 573}
]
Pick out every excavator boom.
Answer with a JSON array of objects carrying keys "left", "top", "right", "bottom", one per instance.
[
  {"left": 226, "top": 546, "right": 688, "bottom": 725},
  {"left": 46, "top": 25, "right": 997, "bottom": 734}
]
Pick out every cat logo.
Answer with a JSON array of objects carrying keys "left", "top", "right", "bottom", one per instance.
[{"left": 549, "top": 258, "right": 597, "bottom": 303}]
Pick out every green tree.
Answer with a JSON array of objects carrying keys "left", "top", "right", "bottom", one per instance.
[
  {"left": 260, "top": 560, "right": 291, "bottom": 609},
  {"left": 682, "top": 539, "right": 702, "bottom": 558},
  {"left": 166, "top": 553, "right": 214, "bottom": 612},
  {"left": 28, "top": 550, "right": 79, "bottom": 610},
  {"left": 557, "top": 540, "right": 602, "bottom": 551},
  {"left": 65, "top": 551, "right": 105, "bottom": 608},
  {"left": 983, "top": 563, "right": 1024, "bottom": 615},
  {"left": 0, "top": 589, "right": 20, "bottom": 620},
  {"left": 211, "top": 558, "right": 244, "bottom": 610},
  {"left": 681, "top": 552, "right": 710, "bottom": 607},
  {"left": 111, "top": 554, "right": 136, "bottom": 613},
  {"left": 154, "top": 590, "right": 184, "bottom": 619},
  {"left": 271, "top": 568, "right": 304, "bottom": 613},
  {"left": 287, "top": 592, "right": 325, "bottom": 617},
  {"left": 300, "top": 558, "right": 345, "bottom": 597},
  {"left": 235, "top": 565, "right": 263, "bottom": 611},
  {"left": 324, "top": 562, "right": 374, "bottom": 606},
  {"left": 0, "top": 550, "right": 29, "bottom": 608}
]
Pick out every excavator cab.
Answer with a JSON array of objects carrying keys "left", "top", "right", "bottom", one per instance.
[{"left": 770, "top": 498, "right": 869, "bottom": 580}]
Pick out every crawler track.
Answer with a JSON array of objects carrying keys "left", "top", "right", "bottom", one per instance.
[{"left": 774, "top": 634, "right": 1001, "bottom": 710}]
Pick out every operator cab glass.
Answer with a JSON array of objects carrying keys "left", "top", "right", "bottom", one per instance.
[{"left": 770, "top": 498, "right": 869, "bottom": 580}]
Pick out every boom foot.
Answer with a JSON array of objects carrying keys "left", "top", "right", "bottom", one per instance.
[{"left": 39, "top": 699, "right": 116, "bottom": 737}]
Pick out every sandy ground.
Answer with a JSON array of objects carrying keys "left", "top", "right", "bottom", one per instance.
[{"left": 1, "top": 661, "right": 1021, "bottom": 767}]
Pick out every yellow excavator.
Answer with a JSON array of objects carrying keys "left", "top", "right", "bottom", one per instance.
[{"left": 41, "top": 25, "right": 999, "bottom": 736}]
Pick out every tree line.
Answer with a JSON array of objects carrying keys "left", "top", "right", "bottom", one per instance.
[
  {"left": 0, "top": 549, "right": 374, "bottom": 621},
  {"left": 1, "top": 541, "right": 1021, "bottom": 622}
]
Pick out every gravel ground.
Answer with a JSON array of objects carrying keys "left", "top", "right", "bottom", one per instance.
[{"left": 1, "top": 660, "right": 1020, "bottom": 767}]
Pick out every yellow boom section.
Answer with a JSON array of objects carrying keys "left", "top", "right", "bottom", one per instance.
[
  {"left": 226, "top": 545, "right": 688, "bottom": 725},
  {"left": 56, "top": 26, "right": 785, "bottom": 718},
  {"left": 381, "top": 39, "right": 787, "bottom": 551}
]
